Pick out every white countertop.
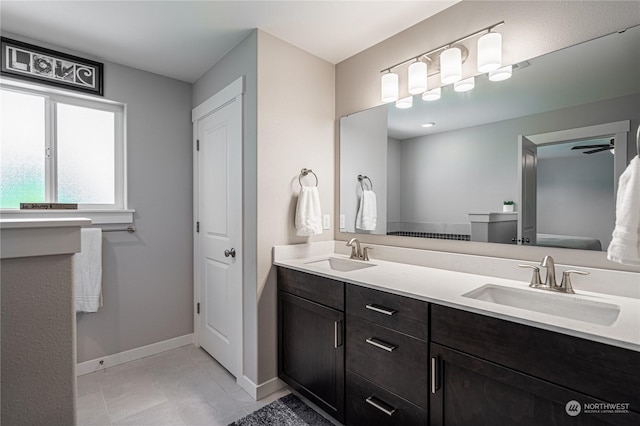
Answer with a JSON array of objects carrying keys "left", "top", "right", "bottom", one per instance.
[{"left": 274, "top": 241, "right": 640, "bottom": 352}]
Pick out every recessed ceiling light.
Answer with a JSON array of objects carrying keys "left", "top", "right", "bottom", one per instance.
[{"left": 421, "top": 122, "right": 435, "bottom": 128}]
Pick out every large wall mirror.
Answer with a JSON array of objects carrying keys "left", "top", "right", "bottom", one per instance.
[{"left": 339, "top": 25, "right": 639, "bottom": 252}]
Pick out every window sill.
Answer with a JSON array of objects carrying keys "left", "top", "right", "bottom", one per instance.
[{"left": 0, "top": 209, "right": 134, "bottom": 225}]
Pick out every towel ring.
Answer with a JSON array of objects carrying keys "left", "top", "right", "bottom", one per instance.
[
  {"left": 299, "top": 168, "right": 318, "bottom": 187},
  {"left": 358, "top": 175, "right": 373, "bottom": 191}
]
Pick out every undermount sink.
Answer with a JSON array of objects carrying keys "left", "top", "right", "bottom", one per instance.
[
  {"left": 462, "top": 284, "right": 620, "bottom": 326},
  {"left": 304, "top": 257, "right": 376, "bottom": 272}
]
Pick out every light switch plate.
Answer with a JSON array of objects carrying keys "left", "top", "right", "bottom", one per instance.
[
  {"left": 339, "top": 214, "right": 345, "bottom": 229},
  {"left": 323, "top": 214, "right": 330, "bottom": 230}
]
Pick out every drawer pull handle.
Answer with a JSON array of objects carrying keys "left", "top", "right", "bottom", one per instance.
[
  {"left": 431, "top": 356, "right": 439, "bottom": 394},
  {"left": 365, "top": 304, "right": 397, "bottom": 316},
  {"left": 366, "top": 337, "right": 397, "bottom": 352},
  {"left": 366, "top": 396, "right": 397, "bottom": 416}
]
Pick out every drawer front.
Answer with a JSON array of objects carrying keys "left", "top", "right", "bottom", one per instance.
[
  {"left": 347, "top": 315, "right": 429, "bottom": 409},
  {"left": 277, "top": 267, "right": 344, "bottom": 310},
  {"left": 431, "top": 304, "right": 640, "bottom": 412},
  {"left": 347, "top": 284, "right": 429, "bottom": 341},
  {"left": 346, "top": 370, "right": 428, "bottom": 426}
]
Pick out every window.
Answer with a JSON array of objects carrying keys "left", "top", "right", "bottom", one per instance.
[{"left": 0, "top": 85, "right": 125, "bottom": 212}]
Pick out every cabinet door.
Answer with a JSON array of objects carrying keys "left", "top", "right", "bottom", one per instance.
[
  {"left": 430, "top": 344, "right": 639, "bottom": 426},
  {"left": 278, "top": 291, "right": 345, "bottom": 422}
]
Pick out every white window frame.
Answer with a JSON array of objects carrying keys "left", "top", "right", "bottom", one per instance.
[{"left": 0, "top": 79, "right": 133, "bottom": 224}]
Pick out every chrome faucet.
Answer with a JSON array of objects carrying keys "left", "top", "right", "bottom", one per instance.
[
  {"left": 346, "top": 238, "right": 372, "bottom": 261},
  {"left": 519, "top": 255, "right": 588, "bottom": 294}
]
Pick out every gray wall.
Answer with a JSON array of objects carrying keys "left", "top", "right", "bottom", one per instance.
[
  {"left": 2, "top": 32, "right": 195, "bottom": 363},
  {"left": 387, "top": 137, "right": 401, "bottom": 226},
  {"left": 339, "top": 105, "right": 387, "bottom": 234}
]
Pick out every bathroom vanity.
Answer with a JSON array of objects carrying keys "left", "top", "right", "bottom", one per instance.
[{"left": 275, "top": 242, "right": 640, "bottom": 426}]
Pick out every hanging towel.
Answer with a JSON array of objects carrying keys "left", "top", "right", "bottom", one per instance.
[
  {"left": 356, "top": 190, "right": 377, "bottom": 231},
  {"left": 607, "top": 156, "right": 640, "bottom": 266},
  {"left": 74, "top": 228, "right": 103, "bottom": 313},
  {"left": 295, "top": 186, "right": 323, "bottom": 236}
]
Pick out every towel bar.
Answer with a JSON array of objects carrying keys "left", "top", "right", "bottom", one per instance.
[
  {"left": 101, "top": 225, "right": 136, "bottom": 233},
  {"left": 299, "top": 168, "right": 318, "bottom": 187}
]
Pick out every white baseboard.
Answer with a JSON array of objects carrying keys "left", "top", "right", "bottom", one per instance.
[
  {"left": 76, "top": 334, "right": 194, "bottom": 376},
  {"left": 237, "top": 375, "right": 286, "bottom": 400}
]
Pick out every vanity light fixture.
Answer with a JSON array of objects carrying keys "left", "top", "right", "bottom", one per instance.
[
  {"left": 381, "top": 71, "right": 399, "bottom": 103},
  {"left": 379, "top": 21, "right": 505, "bottom": 102},
  {"left": 422, "top": 87, "right": 441, "bottom": 101},
  {"left": 477, "top": 31, "right": 502, "bottom": 72},
  {"left": 488, "top": 65, "right": 513, "bottom": 81},
  {"left": 395, "top": 96, "right": 413, "bottom": 109},
  {"left": 454, "top": 76, "right": 475, "bottom": 92},
  {"left": 408, "top": 60, "right": 428, "bottom": 95}
]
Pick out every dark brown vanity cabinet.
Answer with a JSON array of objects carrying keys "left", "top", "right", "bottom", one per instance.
[
  {"left": 430, "top": 305, "right": 640, "bottom": 426},
  {"left": 277, "top": 267, "right": 345, "bottom": 423},
  {"left": 345, "top": 284, "right": 430, "bottom": 425}
]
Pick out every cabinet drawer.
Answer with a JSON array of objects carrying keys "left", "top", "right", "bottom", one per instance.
[
  {"left": 277, "top": 267, "right": 344, "bottom": 310},
  {"left": 346, "top": 370, "right": 428, "bottom": 426},
  {"left": 431, "top": 304, "right": 640, "bottom": 412},
  {"left": 346, "top": 284, "right": 429, "bottom": 341},
  {"left": 347, "top": 315, "right": 429, "bottom": 409}
]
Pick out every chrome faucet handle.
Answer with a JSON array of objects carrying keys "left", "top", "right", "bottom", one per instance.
[
  {"left": 559, "top": 269, "right": 589, "bottom": 294},
  {"left": 518, "top": 264, "right": 543, "bottom": 287},
  {"left": 362, "top": 246, "right": 373, "bottom": 261}
]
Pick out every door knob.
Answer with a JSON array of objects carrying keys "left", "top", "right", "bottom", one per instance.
[{"left": 224, "top": 248, "right": 236, "bottom": 258}]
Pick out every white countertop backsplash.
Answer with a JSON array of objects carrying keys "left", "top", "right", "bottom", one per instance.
[{"left": 273, "top": 241, "right": 640, "bottom": 352}]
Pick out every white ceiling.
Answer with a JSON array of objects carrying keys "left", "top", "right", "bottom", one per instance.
[{"left": 0, "top": 1, "right": 458, "bottom": 83}]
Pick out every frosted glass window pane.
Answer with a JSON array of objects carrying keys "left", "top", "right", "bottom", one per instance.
[
  {"left": 0, "top": 89, "right": 46, "bottom": 208},
  {"left": 57, "top": 103, "right": 115, "bottom": 204}
]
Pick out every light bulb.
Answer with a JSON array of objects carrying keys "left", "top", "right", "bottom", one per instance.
[
  {"left": 440, "top": 47, "right": 462, "bottom": 85},
  {"left": 381, "top": 72, "right": 399, "bottom": 103},
  {"left": 477, "top": 32, "right": 502, "bottom": 72},
  {"left": 422, "top": 87, "right": 441, "bottom": 101},
  {"left": 488, "top": 65, "right": 512, "bottom": 81},
  {"left": 408, "top": 61, "right": 428, "bottom": 95}
]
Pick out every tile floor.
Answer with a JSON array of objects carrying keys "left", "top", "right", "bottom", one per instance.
[{"left": 76, "top": 344, "right": 291, "bottom": 426}]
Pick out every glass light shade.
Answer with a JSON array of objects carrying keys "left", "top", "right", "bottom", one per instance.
[
  {"left": 381, "top": 72, "right": 399, "bottom": 103},
  {"left": 408, "top": 61, "right": 428, "bottom": 95},
  {"left": 421, "top": 87, "right": 441, "bottom": 101},
  {"left": 421, "top": 122, "right": 435, "bottom": 128},
  {"left": 440, "top": 47, "right": 462, "bottom": 85},
  {"left": 477, "top": 32, "right": 502, "bottom": 72},
  {"left": 454, "top": 77, "right": 475, "bottom": 92},
  {"left": 488, "top": 65, "right": 512, "bottom": 81},
  {"left": 395, "top": 96, "right": 413, "bottom": 109}
]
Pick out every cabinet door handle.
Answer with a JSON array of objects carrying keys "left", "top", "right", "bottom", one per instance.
[
  {"left": 431, "top": 356, "right": 440, "bottom": 394},
  {"left": 365, "top": 304, "right": 397, "bottom": 316},
  {"left": 366, "top": 337, "right": 397, "bottom": 352},
  {"left": 334, "top": 321, "right": 343, "bottom": 348},
  {"left": 365, "top": 396, "right": 397, "bottom": 416}
]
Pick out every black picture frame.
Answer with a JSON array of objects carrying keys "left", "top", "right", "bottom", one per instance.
[{"left": 1, "top": 37, "right": 104, "bottom": 96}]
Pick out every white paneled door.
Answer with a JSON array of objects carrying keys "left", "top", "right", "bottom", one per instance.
[
  {"left": 518, "top": 135, "right": 537, "bottom": 246},
  {"left": 195, "top": 87, "right": 243, "bottom": 378}
]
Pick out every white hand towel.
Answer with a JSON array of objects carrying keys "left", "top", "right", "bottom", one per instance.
[
  {"left": 74, "top": 228, "right": 103, "bottom": 313},
  {"left": 607, "top": 156, "right": 640, "bottom": 266},
  {"left": 295, "top": 186, "right": 323, "bottom": 236},
  {"left": 356, "top": 190, "right": 377, "bottom": 231}
]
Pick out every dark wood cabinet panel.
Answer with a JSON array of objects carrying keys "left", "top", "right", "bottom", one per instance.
[
  {"left": 277, "top": 267, "right": 344, "bottom": 310},
  {"left": 347, "top": 284, "right": 429, "bottom": 341},
  {"left": 278, "top": 291, "right": 345, "bottom": 422},
  {"left": 430, "top": 344, "right": 640, "bottom": 426},
  {"left": 346, "top": 315, "right": 429, "bottom": 409},
  {"left": 431, "top": 305, "right": 640, "bottom": 412},
  {"left": 346, "top": 371, "right": 428, "bottom": 426}
]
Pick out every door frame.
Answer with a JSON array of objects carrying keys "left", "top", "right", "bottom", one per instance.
[{"left": 192, "top": 76, "right": 245, "bottom": 352}]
